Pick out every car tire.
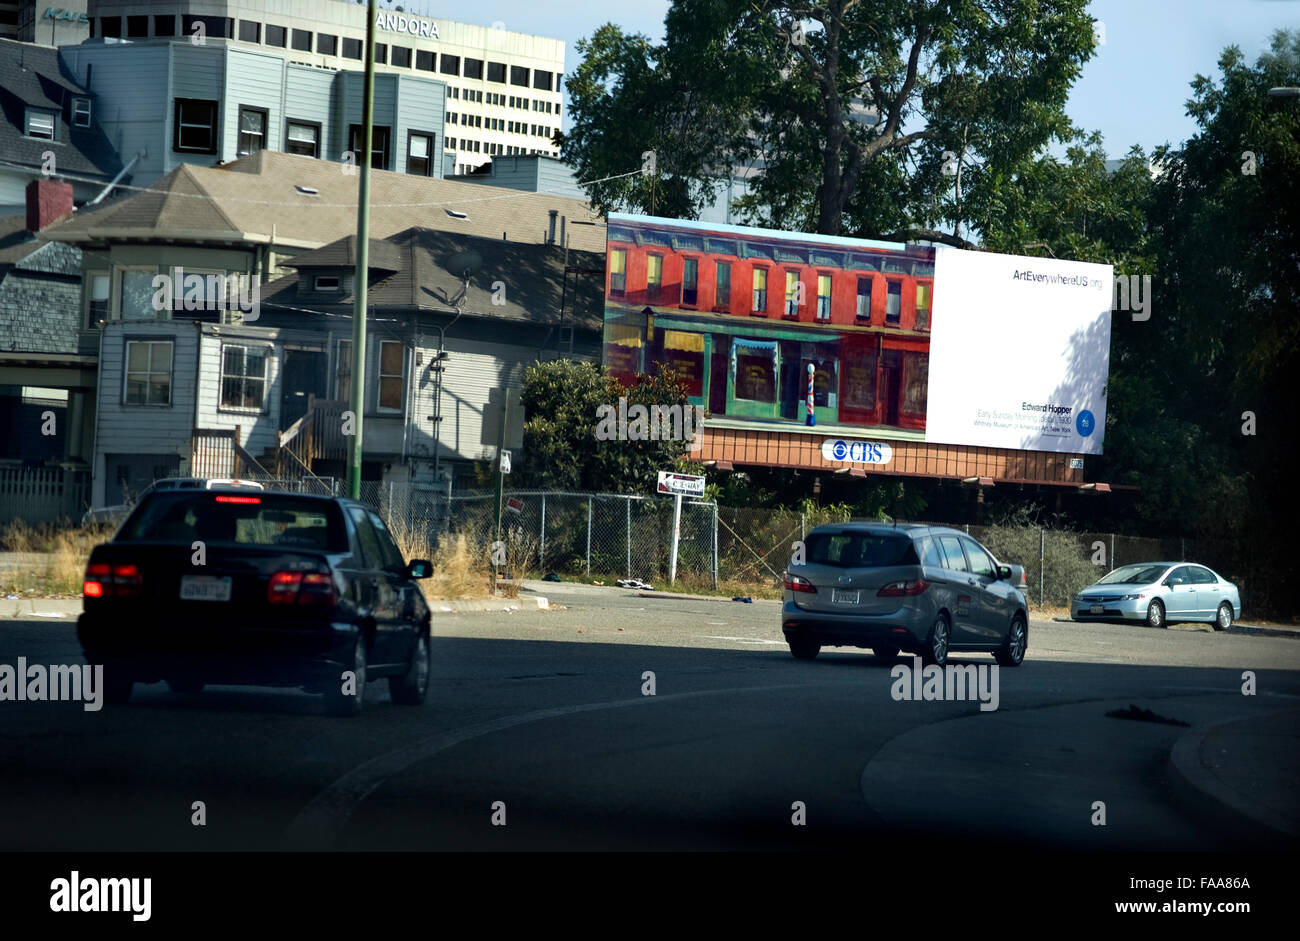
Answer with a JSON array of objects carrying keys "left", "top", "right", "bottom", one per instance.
[
  {"left": 389, "top": 629, "right": 431, "bottom": 706},
  {"left": 789, "top": 639, "right": 821, "bottom": 661},
  {"left": 872, "top": 646, "right": 900, "bottom": 660},
  {"left": 1214, "top": 602, "right": 1233, "bottom": 631},
  {"left": 994, "top": 615, "right": 1027, "bottom": 667},
  {"left": 920, "top": 613, "right": 950, "bottom": 667},
  {"left": 323, "top": 636, "right": 366, "bottom": 717},
  {"left": 167, "top": 678, "right": 204, "bottom": 695},
  {"left": 1146, "top": 599, "right": 1165, "bottom": 629}
]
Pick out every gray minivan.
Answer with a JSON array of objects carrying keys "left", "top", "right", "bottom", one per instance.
[{"left": 781, "top": 523, "right": 1029, "bottom": 666}]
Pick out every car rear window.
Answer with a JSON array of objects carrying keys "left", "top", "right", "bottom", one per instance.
[
  {"left": 119, "top": 493, "right": 348, "bottom": 550},
  {"left": 804, "top": 532, "right": 919, "bottom": 567}
]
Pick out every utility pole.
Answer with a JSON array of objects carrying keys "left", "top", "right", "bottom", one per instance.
[
  {"left": 493, "top": 392, "right": 508, "bottom": 544},
  {"left": 347, "top": 0, "right": 378, "bottom": 500}
]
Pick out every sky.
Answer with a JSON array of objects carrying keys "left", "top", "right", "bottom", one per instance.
[{"left": 386, "top": 0, "right": 1297, "bottom": 158}]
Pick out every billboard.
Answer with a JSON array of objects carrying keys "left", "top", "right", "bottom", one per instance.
[{"left": 601, "top": 214, "right": 1112, "bottom": 455}]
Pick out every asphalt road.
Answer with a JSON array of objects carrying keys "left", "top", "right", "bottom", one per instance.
[{"left": 1, "top": 583, "right": 1297, "bottom": 851}]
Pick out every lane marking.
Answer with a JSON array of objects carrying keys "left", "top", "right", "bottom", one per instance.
[{"left": 282, "top": 682, "right": 824, "bottom": 850}]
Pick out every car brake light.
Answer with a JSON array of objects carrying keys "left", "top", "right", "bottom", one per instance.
[
  {"left": 84, "top": 562, "right": 142, "bottom": 597},
  {"left": 268, "top": 570, "right": 302, "bottom": 603},
  {"left": 783, "top": 573, "right": 817, "bottom": 593},
  {"left": 268, "top": 570, "right": 336, "bottom": 605},
  {"left": 112, "top": 563, "right": 143, "bottom": 597},
  {"left": 83, "top": 561, "right": 110, "bottom": 597},
  {"left": 216, "top": 495, "right": 260, "bottom": 504},
  {"left": 877, "top": 578, "right": 929, "bottom": 597}
]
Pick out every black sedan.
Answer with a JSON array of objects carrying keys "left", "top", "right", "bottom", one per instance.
[{"left": 78, "top": 489, "right": 433, "bottom": 716}]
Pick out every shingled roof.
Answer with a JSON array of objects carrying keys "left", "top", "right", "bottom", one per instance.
[
  {"left": 0, "top": 39, "right": 122, "bottom": 181},
  {"left": 41, "top": 150, "right": 607, "bottom": 252},
  {"left": 262, "top": 227, "right": 605, "bottom": 332}
]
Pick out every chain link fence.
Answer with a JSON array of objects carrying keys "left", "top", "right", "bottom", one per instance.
[{"left": 226, "top": 478, "right": 1274, "bottom": 613}]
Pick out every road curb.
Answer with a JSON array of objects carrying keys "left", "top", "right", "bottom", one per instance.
[
  {"left": 432, "top": 596, "right": 549, "bottom": 614},
  {"left": 1166, "top": 709, "right": 1300, "bottom": 844}
]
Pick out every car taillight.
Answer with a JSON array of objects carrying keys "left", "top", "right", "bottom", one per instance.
[
  {"left": 877, "top": 578, "right": 929, "bottom": 597},
  {"left": 84, "top": 562, "right": 142, "bottom": 598},
  {"left": 1018, "top": 571, "right": 1029, "bottom": 590},
  {"left": 268, "top": 570, "right": 337, "bottom": 605},
  {"left": 216, "top": 495, "right": 261, "bottom": 504},
  {"left": 783, "top": 573, "right": 817, "bottom": 593}
]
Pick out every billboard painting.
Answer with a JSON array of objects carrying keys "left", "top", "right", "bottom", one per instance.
[{"left": 602, "top": 213, "right": 1112, "bottom": 455}]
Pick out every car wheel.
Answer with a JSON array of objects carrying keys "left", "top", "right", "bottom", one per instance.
[
  {"left": 789, "top": 639, "right": 821, "bottom": 661},
  {"left": 994, "top": 615, "right": 1027, "bottom": 667},
  {"left": 872, "top": 646, "right": 900, "bottom": 660},
  {"left": 1146, "top": 599, "right": 1165, "bottom": 629},
  {"left": 323, "top": 636, "right": 366, "bottom": 717},
  {"left": 389, "top": 630, "right": 431, "bottom": 705},
  {"left": 167, "top": 678, "right": 204, "bottom": 695},
  {"left": 920, "top": 613, "right": 950, "bottom": 667},
  {"left": 1214, "top": 602, "right": 1233, "bottom": 631}
]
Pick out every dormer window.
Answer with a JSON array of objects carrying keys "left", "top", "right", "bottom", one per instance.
[
  {"left": 314, "top": 275, "right": 340, "bottom": 292},
  {"left": 25, "top": 108, "right": 56, "bottom": 140},
  {"left": 72, "top": 98, "right": 92, "bottom": 128}
]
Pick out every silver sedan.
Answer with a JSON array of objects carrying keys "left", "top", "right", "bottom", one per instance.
[{"left": 1071, "top": 562, "right": 1241, "bottom": 630}]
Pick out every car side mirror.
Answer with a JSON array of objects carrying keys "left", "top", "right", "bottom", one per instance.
[
  {"left": 407, "top": 559, "right": 433, "bottom": 579},
  {"left": 996, "top": 564, "right": 1011, "bottom": 581}
]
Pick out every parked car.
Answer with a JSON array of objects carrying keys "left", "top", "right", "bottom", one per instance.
[
  {"left": 78, "top": 488, "right": 432, "bottom": 716},
  {"left": 81, "top": 477, "right": 264, "bottom": 529},
  {"left": 781, "top": 523, "right": 1029, "bottom": 666},
  {"left": 1071, "top": 562, "right": 1240, "bottom": 630}
]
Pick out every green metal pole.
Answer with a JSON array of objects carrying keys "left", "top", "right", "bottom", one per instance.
[
  {"left": 494, "top": 393, "right": 508, "bottom": 543},
  {"left": 347, "top": 0, "right": 378, "bottom": 500}
]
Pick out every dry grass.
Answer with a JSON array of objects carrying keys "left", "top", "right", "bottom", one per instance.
[
  {"left": 427, "top": 533, "right": 494, "bottom": 600},
  {"left": 0, "top": 518, "right": 111, "bottom": 597}
]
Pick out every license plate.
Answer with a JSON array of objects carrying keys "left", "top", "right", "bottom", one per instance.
[
  {"left": 180, "top": 575, "right": 232, "bottom": 602},
  {"left": 831, "top": 589, "right": 859, "bottom": 604},
  {"left": 1090, "top": 604, "right": 1104, "bottom": 614}
]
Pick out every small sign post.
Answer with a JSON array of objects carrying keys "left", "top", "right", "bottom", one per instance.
[{"left": 657, "top": 472, "right": 706, "bottom": 583}]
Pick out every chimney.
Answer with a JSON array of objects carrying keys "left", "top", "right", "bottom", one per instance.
[
  {"left": 547, "top": 209, "right": 558, "bottom": 245},
  {"left": 26, "top": 179, "right": 75, "bottom": 232}
]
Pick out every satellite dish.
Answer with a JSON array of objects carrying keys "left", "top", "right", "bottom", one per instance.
[{"left": 445, "top": 250, "right": 482, "bottom": 281}]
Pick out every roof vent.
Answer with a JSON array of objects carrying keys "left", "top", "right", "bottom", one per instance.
[
  {"left": 296, "top": 185, "right": 320, "bottom": 196},
  {"left": 445, "top": 209, "right": 468, "bottom": 220}
]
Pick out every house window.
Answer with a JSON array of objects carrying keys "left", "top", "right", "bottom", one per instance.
[
  {"left": 752, "top": 268, "right": 768, "bottom": 313},
  {"left": 902, "top": 352, "right": 928, "bottom": 413},
  {"left": 391, "top": 46, "right": 411, "bottom": 68},
  {"left": 856, "top": 277, "right": 872, "bottom": 320},
  {"left": 100, "top": 17, "right": 121, "bottom": 38},
  {"left": 183, "top": 15, "right": 231, "bottom": 39},
  {"left": 609, "top": 250, "right": 626, "bottom": 297},
  {"left": 886, "top": 281, "right": 902, "bottom": 325},
  {"left": 682, "top": 258, "right": 698, "bottom": 306},
  {"left": 445, "top": 137, "right": 456, "bottom": 150},
  {"left": 464, "top": 58, "right": 483, "bottom": 80},
  {"left": 715, "top": 261, "right": 731, "bottom": 307},
  {"left": 335, "top": 340, "right": 352, "bottom": 400},
  {"left": 378, "top": 341, "right": 405, "bottom": 413},
  {"left": 817, "top": 274, "right": 832, "bottom": 320},
  {"left": 286, "top": 121, "right": 320, "bottom": 157},
  {"left": 511, "top": 66, "right": 530, "bottom": 87},
  {"left": 124, "top": 341, "right": 172, "bottom": 406},
  {"left": 238, "top": 20, "right": 260, "bottom": 43},
  {"left": 915, "top": 282, "right": 932, "bottom": 330},
  {"left": 87, "top": 273, "right": 110, "bottom": 326},
  {"left": 374, "top": 43, "right": 388, "bottom": 64},
  {"left": 416, "top": 50, "right": 435, "bottom": 71},
  {"left": 646, "top": 254, "right": 663, "bottom": 301},
  {"left": 72, "top": 98, "right": 92, "bottom": 128},
  {"left": 337, "top": 37, "right": 360, "bottom": 59},
  {"left": 221, "top": 345, "right": 269, "bottom": 411},
  {"left": 119, "top": 269, "right": 160, "bottom": 320},
  {"left": 533, "top": 70, "right": 553, "bottom": 91},
  {"left": 349, "top": 124, "right": 391, "bottom": 170},
  {"left": 734, "top": 347, "right": 777, "bottom": 402},
  {"left": 784, "top": 270, "right": 801, "bottom": 317},
  {"left": 408, "top": 132, "right": 434, "bottom": 175},
  {"left": 155, "top": 15, "right": 176, "bottom": 37},
  {"left": 290, "top": 28, "right": 312, "bottom": 52},
  {"left": 25, "top": 109, "right": 55, "bottom": 140},
  {"left": 314, "top": 275, "right": 340, "bottom": 292},
  {"left": 487, "top": 61, "right": 506, "bottom": 83},
  {"left": 317, "top": 34, "right": 337, "bottom": 56},
  {"left": 265, "top": 24, "right": 286, "bottom": 47},
  {"left": 174, "top": 99, "right": 218, "bottom": 154},
  {"left": 440, "top": 54, "right": 460, "bottom": 76},
  {"left": 127, "top": 15, "right": 148, "bottom": 38},
  {"left": 237, "top": 107, "right": 267, "bottom": 156}
]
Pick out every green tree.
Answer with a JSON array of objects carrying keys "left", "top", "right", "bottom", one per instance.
[
  {"left": 563, "top": 0, "right": 1097, "bottom": 239},
  {"left": 519, "top": 360, "right": 702, "bottom": 494}
]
